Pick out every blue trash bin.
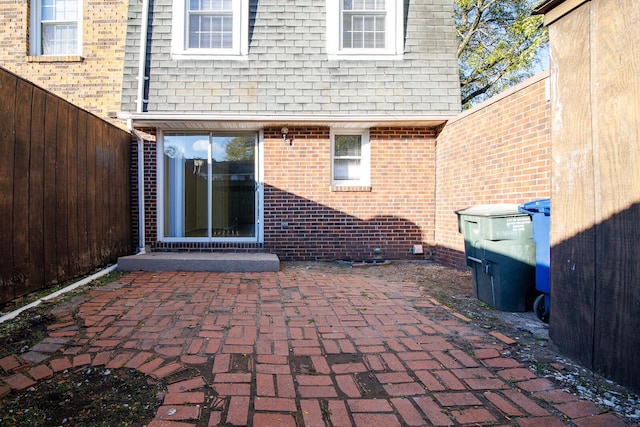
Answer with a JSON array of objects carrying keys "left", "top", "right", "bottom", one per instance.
[{"left": 519, "top": 199, "right": 550, "bottom": 323}]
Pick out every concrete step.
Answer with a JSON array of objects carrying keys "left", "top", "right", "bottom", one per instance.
[{"left": 117, "top": 252, "right": 279, "bottom": 273}]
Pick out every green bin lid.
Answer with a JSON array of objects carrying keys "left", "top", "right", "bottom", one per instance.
[{"left": 455, "top": 204, "right": 525, "bottom": 217}]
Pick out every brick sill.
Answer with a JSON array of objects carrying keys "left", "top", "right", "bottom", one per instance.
[
  {"left": 27, "top": 55, "right": 84, "bottom": 63},
  {"left": 330, "top": 186, "right": 372, "bottom": 192}
]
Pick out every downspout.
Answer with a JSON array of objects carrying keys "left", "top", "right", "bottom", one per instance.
[{"left": 132, "top": 0, "right": 150, "bottom": 254}]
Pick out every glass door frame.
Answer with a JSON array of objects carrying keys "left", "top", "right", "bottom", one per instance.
[{"left": 157, "top": 129, "right": 263, "bottom": 244}]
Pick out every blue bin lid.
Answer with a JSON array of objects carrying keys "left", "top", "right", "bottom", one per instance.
[{"left": 519, "top": 199, "right": 551, "bottom": 215}]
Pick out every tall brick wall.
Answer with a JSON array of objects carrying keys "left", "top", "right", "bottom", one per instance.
[
  {"left": 0, "top": 0, "right": 128, "bottom": 123},
  {"left": 434, "top": 72, "right": 552, "bottom": 267}
]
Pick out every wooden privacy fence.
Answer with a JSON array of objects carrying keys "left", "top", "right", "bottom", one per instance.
[{"left": 0, "top": 67, "right": 132, "bottom": 305}]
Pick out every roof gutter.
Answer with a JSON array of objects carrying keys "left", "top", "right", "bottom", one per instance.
[{"left": 117, "top": 112, "right": 454, "bottom": 129}]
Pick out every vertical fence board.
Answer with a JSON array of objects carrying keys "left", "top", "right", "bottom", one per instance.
[
  {"left": 28, "top": 87, "right": 47, "bottom": 291},
  {"left": 76, "top": 112, "right": 89, "bottom": 271},
  {"left": 43, "top": 95, "right": 59, "bottom": 286},
  {"left": 66, "top": 107, "right": 80, "bottom": 277},
  {"left": 12, "top": 79, "right": 34, "bottom": 296},
  {"left": 0, "top": 70, "right": 17, "bottom": 302},
  {"left": 55, "top": 100, "right": 70, "bottom": 281},
  {"left": 86, "top": 116, "right": 98, "bottom": 267}
]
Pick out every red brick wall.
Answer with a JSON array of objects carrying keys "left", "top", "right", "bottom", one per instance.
[
  {"left": 263, "top": 127, "right": 436, "bottom": 260},
  {"left": 434, "top": 72, "right": 552, "bottom": 267}
]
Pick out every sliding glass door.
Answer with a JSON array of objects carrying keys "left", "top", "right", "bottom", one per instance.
[{"left": 162, "top": 132, "right": 258, "bottom": 240}]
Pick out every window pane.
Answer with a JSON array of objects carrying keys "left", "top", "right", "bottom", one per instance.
[
  {"left": 334, "top": 159, "right": 361, "bottom": 181},
  {"left": 335, "top": 135, "right": 362, "bottom": 157},
  {"left": 189, "top": 14, "right": 232, "bottom": 49},
  {"left": 42, "top": 23, "right": 77, "bottom": 54},
  {"left": 42, "top": 0, "right": 77, "bottom": 21},
  {"left": 342, "top": 12, "right": 385, "bottom": 49}
]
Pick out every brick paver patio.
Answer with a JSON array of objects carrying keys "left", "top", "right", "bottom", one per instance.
[{"left": 0, "top": 269, "right": 628, "bottom": 426}]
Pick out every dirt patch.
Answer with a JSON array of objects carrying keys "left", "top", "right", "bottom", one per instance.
[{"left": 0, "top": 366, "right": 162, "bottom": 426}]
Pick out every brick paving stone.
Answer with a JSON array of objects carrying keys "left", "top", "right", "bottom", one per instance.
[
  {"left": 72, "top": 353, "right": 92, "bottom": 367},
  {"left": 214, "top": 373, "right": 252, "bottom": 383},
  {"left": 138, "top": 357, "right": 165, "bottom": 375},
  {"left": 415, "top": 370, "right": 446, "bottom": 391},
  {"left": 363, "top": 354, "right": 386, "bottom": 371},
  {"left": 155, "top": 405, "right": 201, "bottom": 421},
  {"left": 484, "top": 391, "right": 524, "bottom": 416},
  {"left": 157, "top": 346, "right": 184, "bottom": 358},
  {"left": 451, "top": 407, "right": 497, "bottom": 424},
  {"left": 348, "top": 399, "right": 394, "bottom": 412},
  {"left": 296, "top": 375, "right": 333, "bottom": 386},
  {"left": 125, "top": 351, "right": 154, "bottom": 369},
  {"left": 50, "top": 357, "right": 72, "bottom": 372},
  {"left": 464, "top": 377, "right": 508, "bottom": 390},
  {"left": 180, "top": 355, "right": 208, "bottom": 365},
  {"left": 331, "top": 362, "right": 366, "bottom": 374},
  {"left": 380, "top": 353, "right": 406, "bottom": 371},
  {"left": 5, "top": 372, "right": 36, "bottom": 390},
  {"left": 0, "top": 355, "right": 22, "bottom": 372},
  {"left": 208, "top": 411, "right": 222, "bottom": 427},
  {"left": 433, "top": 370, "right": 466, "bottom": 390},
  {"left": 212, "top": 354, "right": 230, "bottom": 373},
  {"left": 20, "top": 351, "right": 49, "bottom": 364},
  {"left": 498, "top": 367, "right": 537, "bottom": 381},
  {"left": 553, "top": 400, "right": 605, "bottom": 419},
  {"left": 516, "top": 416, "right": 567, "bottom": 427},
  {"left": 167, "top": 377, "right": 206, "bottom": 393},
  {"left": 254, "top": 397, "right": 297, "bottom": 412},
  {"left": 106, "top": 352, "right": 133, "bottom": 369},
  {"left": 28, "top": 364, "right": 54, "bottom": 381},
  {"left": 434, "top": 392, "right": 482, "bottom": 407},
  {"left": 391, "top": 397, "right": 427, "bottom": 426},
  {"left": 534, "top": 389, "right": 580, "bottom": 404},
  {"left": 473, "top": 348, "right": 502, "bottom": 359},
  {"left": 501, "top": 389, "right": 551, "bottom": 417},
  {"left": 257, "top": 373, "right": 276, "bottom": 396},
  {"left": 252, "top": 413, "right": 297, "bottom": 427},
  {"left": 483, "top": 357, "right": 522, "bottom": 369},
  {"left": 91, "top": 351, "right": 112, "bottom": 366},
  {"left": 490, "top": 331, "right": 517, "bottom": 345},
  {"left": 328, "top": 399, "right": 354, "bottom": 427},
  {"left": 152, "top": 362, "right": 185, "bottom": 380},
  {"left": 213, "top": 383, "right": 251, "bottom": 396},
  {"left": 163, "top": 391, "right": 205, "bottom": 405},
  {"left": 336, "top": 374, "right": 361, "bottom": 398},
  {"left": 413, "top": 396, "right": 454, "bottom": 426},
  {"left": 298, "top": 385, "right": 339, "bottom": 398},
  {"left": 276, "top": 374, "right": 296, "bottom": 398},
  {"left": 226, "top": 396, "right": 250, "bottom": 425},
  {"left": 383, "top": 382, "right": 426, "bottom": 396},
  {"left": 301, "top": 399, "right": 325, "bottom": 427},
  {"left": 353, "top": 413, "right": 402, "bottom": 427},
  {"left": 572, "top": 413, "right": 628, "bottom": 427}
]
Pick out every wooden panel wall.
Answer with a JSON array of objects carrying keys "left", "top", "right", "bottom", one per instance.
[
  {"left": 548, "top": 0, "right": 640, "bottom": 392},
  {"left": 0, "top": 67, "right": 132, "bottom": 305}
]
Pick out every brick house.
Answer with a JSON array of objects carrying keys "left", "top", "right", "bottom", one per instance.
[
  {"left": 0, "top": 0, "right": 129, "bottom": 123},
  {"left": 118, "top": 0, "right": 461, "bottom": 260}
]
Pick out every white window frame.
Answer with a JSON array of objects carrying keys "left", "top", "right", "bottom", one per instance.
[
  {"left": 326, "top": 0, "right": 403, "bottom": 60},
  {"left": 171, "top": 0, "right": 249, "bottom": 60},
  {"left": 30, "top": 0, "right": 83, "bottom": 56},
  {"left": 330, "top": 128, "right": 371, "bottom": 186}
]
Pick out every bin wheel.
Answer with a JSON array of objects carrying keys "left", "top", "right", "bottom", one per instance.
[{"left": 534, "top": 294, "right": 549, "bottom": 324}]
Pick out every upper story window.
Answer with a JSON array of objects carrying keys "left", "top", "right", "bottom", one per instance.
[
  {"left": 331, "top": 129, "right": 371, "bottom": 186},
  {"left": 172, "top": 0, "right": 249, "bottom": 59},
  {"left": 326, "top": 0, "right": 403, "bottom": 60},
  {"left": 31, "top": 0, "right": 82, "bottom": 56}
]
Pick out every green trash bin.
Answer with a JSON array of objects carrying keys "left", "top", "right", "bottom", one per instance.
[{"left": 456, "top": 205, "right": 535, "bottom": 311}]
